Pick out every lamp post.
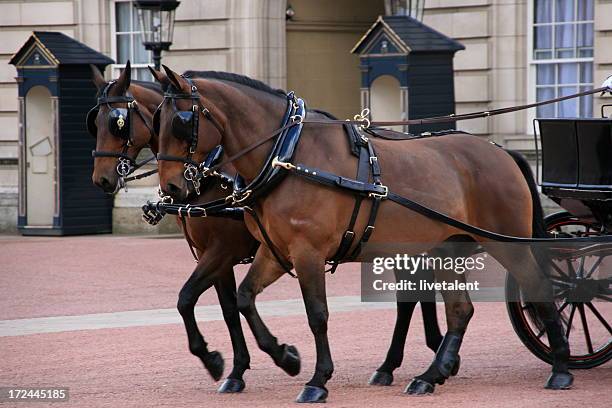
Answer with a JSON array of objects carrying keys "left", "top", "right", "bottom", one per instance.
[
  {"left": 384, "top": 0, "right": 424, "bottom": 21},
  {"left": 133, "top": 0, "right": 180, "bottom": 71}
]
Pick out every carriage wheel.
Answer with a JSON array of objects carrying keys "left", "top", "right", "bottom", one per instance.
[{"left": 506, "top": 211, "right": 612, "bottom": 369}]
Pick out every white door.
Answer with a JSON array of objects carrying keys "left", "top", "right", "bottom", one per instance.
[
  {"left": 370, "top": 75, "right": 403, "bottom": 132},
  {"left": 25, "top": 86, "right": 55, "bottom": 226}
]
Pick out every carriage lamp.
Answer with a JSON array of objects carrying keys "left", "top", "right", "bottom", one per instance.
[{"left": 134, "top": 0, "right": 180, "bottom": 71}]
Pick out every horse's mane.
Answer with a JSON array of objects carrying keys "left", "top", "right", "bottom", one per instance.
[
  {"left": 132, "top": 80, "right": 162, "bottom": 94},
  {"left": 95, "top": 79, "right": 162, "bottom": 97},
  {"left": 184, "top": 70, "right": 286, "bottom": 97},
  {"left": 183, "top": 71, "right": 338, "bottom": 119}
]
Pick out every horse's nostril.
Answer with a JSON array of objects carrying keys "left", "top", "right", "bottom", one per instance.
[
  {"left": 166, "top": 182, "right": 181, "bottom": 197},
  {"left": 98, "top": 177, "right": 115, "bottom": 193}
]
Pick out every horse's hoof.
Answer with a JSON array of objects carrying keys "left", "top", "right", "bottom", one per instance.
[
  {"left": 450, "top": 355, "right": 461, "bottom": 376},
  {"left": 217, "top": 378, "right": 245, "bottom": 393},
  {"left": 545, "top": 372, "right": 574, "bottom": 390},
  {"left": 405, "top": 378, "right": 435, "bottom": 395},
  {"left": 202, "top": 350, "right": 224, "bottom": 381},
  {"left": 368, "top": 370, "right": 393, "bottom": 386},
  {"left": 296, "top": 385, "right": 328, "bottom": 403},
  {"left": 278, "top": 344, "right": 301, "bottom": 377}
]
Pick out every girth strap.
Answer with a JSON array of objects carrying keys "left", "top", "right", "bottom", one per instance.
[
  {"left": 327, "top": 126, "right": 369, "bottom": 272},
  {"left": 179, "top": 216, "right": 200, "bottom": 262}
]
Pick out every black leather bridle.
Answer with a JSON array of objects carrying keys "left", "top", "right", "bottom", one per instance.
[
  {"left": 87, "top": 81, "right": 157, "bottom": 186},
  {"left": 154, "top": 76, "right": 225, "bottom": 195}
]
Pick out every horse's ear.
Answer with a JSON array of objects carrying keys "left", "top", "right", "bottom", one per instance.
[
  {"left": 162, "top": 64, "right": 184, "bottom": 92},
  {"left": 115, "top": 60, "right": 132, "bottom": 92},
  {"left": 90, "top": 64, "right": 106, "bottom": 90},
  {"left": 148, "top": 66, "right": 169, "bottom": 87}
]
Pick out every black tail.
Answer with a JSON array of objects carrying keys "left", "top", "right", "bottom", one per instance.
[{"left": 504, "top": 149, "right": 547, "bottom": 239}]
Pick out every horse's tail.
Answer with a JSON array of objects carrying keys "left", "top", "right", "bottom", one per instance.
[
  {"left": 504, "top": 149, "right": 547, "bottom": 239},
  {"left": 504, "top": 149, "right": 559, "bottom": 331}
]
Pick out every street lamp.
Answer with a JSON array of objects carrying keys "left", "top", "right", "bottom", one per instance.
[{"left": 133, "top": 0, "right": 180, "bottom": 70}]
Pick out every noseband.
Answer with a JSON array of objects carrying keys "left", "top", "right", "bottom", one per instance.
[
  {"left": 154, "top": 76, "right": 225, "bottom": 195},
  {"left": 87, "top": 81, "right": 157, "bottom": 184}
]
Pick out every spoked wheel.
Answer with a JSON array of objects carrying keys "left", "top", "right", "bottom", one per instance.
[{"left": 506, "top": 211, "right": 612, "bottom": 369}]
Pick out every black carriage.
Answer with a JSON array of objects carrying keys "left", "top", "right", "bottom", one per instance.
[{"left": 506, "top": 113, "right": 612, "bottom": 369}]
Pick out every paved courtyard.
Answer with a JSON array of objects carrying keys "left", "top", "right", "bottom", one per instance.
[{"left": 0, "top": 235, "right": 609, "bottom": 407}]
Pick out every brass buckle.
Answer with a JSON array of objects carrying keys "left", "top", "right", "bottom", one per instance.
[
  {"left": 271, "top": 156, "right": 296, "bottom": 170},
  {"left": 233, "top": 190, "right": 252, "bottom": 204}
]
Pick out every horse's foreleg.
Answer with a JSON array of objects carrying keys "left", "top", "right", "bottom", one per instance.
[
  {"left": 293, "top": 251, "right": 332, "bottom": 404},
  {"left": 236, "top": 247, "right": 301, "bottom": 377},
  {"left": 406, "top": 269, "right": 473, "bottom": 395},
  {"left": 177, "top": 255, "right": 228, "bottom": 382},
  {"left": 213, "top": 270, "right": 251, "bottom": 393}
]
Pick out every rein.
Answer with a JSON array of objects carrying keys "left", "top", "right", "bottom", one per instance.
[{"left": 201, "top": 86, "right": 610, "bottom": 176}]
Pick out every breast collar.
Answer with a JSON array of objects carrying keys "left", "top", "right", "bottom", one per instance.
[{"left": 228, "top": 91, "right": 306, "bottom": 205}]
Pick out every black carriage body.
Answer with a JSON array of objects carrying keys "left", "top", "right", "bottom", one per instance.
[
  {"left": 538, "top": 118, "right": 612, "bottom": 224},
  {"left": 10, "top": 32, "right": 114, "bottom": 235}
]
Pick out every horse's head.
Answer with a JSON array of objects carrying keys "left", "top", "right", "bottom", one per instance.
[
  {"left": 151, "top": 64, "right": 225, "bottom": 202},
  {"left": 88, "top": 61, "right": 158, "bottom": 193}
]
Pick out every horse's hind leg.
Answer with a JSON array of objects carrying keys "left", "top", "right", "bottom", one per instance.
[
  {"left": 488, "top": 244, "right": 573, "bottom": 389},
  {"left": 214, "top": 270, "right": 251, "bottom": 393},
  {"left": 405, "top": 268, "right": 473, "bottom": 395},
  {"left": 422, "top": 301, "right": 444, "bottom": 352},
  {"left": 369, "top": 266, "right": 442, "bottom": 386},
  {"left": 236, "top": 246, "right": 301, "bottom": 377},
  {"left": 369, "top": 300, "right": 418, "bottom": 386},
  {"left": 177, "top": 255, "right": 237, "bottom": 384}
]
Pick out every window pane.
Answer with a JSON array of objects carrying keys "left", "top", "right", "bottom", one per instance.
[
  {"left": 559, "top": 86, "right": 578, "bottom": 117},
  {"left": 133, "top": 34, "right": 149, "bottom": 64},
  {"left": 135, "top": 68, "right": 153, "bottom": 82},
  {"left": 555, "top": 0, "right": 574, "bottom": 22},
  {"left": 555, "top": 23, "right": 574, "bottom": 49},
  {"left": 116, "top": 34, "right": 130, "bottom": 63},
  {"left": 577, "top": 0, "right": 593, "bottom": 21},
  {"left": 537, "top": 87, "right": 555, "bottom": 117},
  {"left": 577, "top": 23, "right": 594, "bottom": 48},
  {"left": 534, "top": 25, "right": 552, "bottom": 50},
  {"left": 132, "top": 3, "right": 141, "bottom": 31},
  {"left": 558, "top": 63, "right": 578, "bottom": 84},
  {"left": 579, "top": 86, "right": 593, "bottom": 117},
  {"left": 579, "top": 62, "right": 593, "bottom": 84},
  {"left": 537, "top": 64, "right": 555, "bottom": 85},
  {"left": 535, "top": 0, "right": 552, "bottom": 23},
  {"left": 115, "top": 2, "right": 131, "bottom": 32}
]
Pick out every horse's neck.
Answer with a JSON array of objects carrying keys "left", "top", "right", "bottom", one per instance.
[{"left": 209, "top": 83, "right": 287, "bottom": 182}]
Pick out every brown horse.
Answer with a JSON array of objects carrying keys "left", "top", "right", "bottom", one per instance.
[
  {"left": 155, "top": 65, "right": 574, "bottom": 403},
  {"left": 89, "top": 63, "right": 445, "bottom": 393},
  {"left": 89, "top": 63, "right": 265, "bottom": 393}
]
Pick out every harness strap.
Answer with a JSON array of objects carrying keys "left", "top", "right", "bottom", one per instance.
[
  {"left": 243, "top": 206, "right": 296, "bottom": 277},
  {"left": 348, "top": 137, "right": 382, "bottom": 259},
  {"left": 179, "top": 215, "right": 200, "bottom": 262},
  {"left": 272, "top": 159, "right": 612, "bottom": 244},
  {"left": 327, "top": 126, "right": 370, "bottom": 273}
]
